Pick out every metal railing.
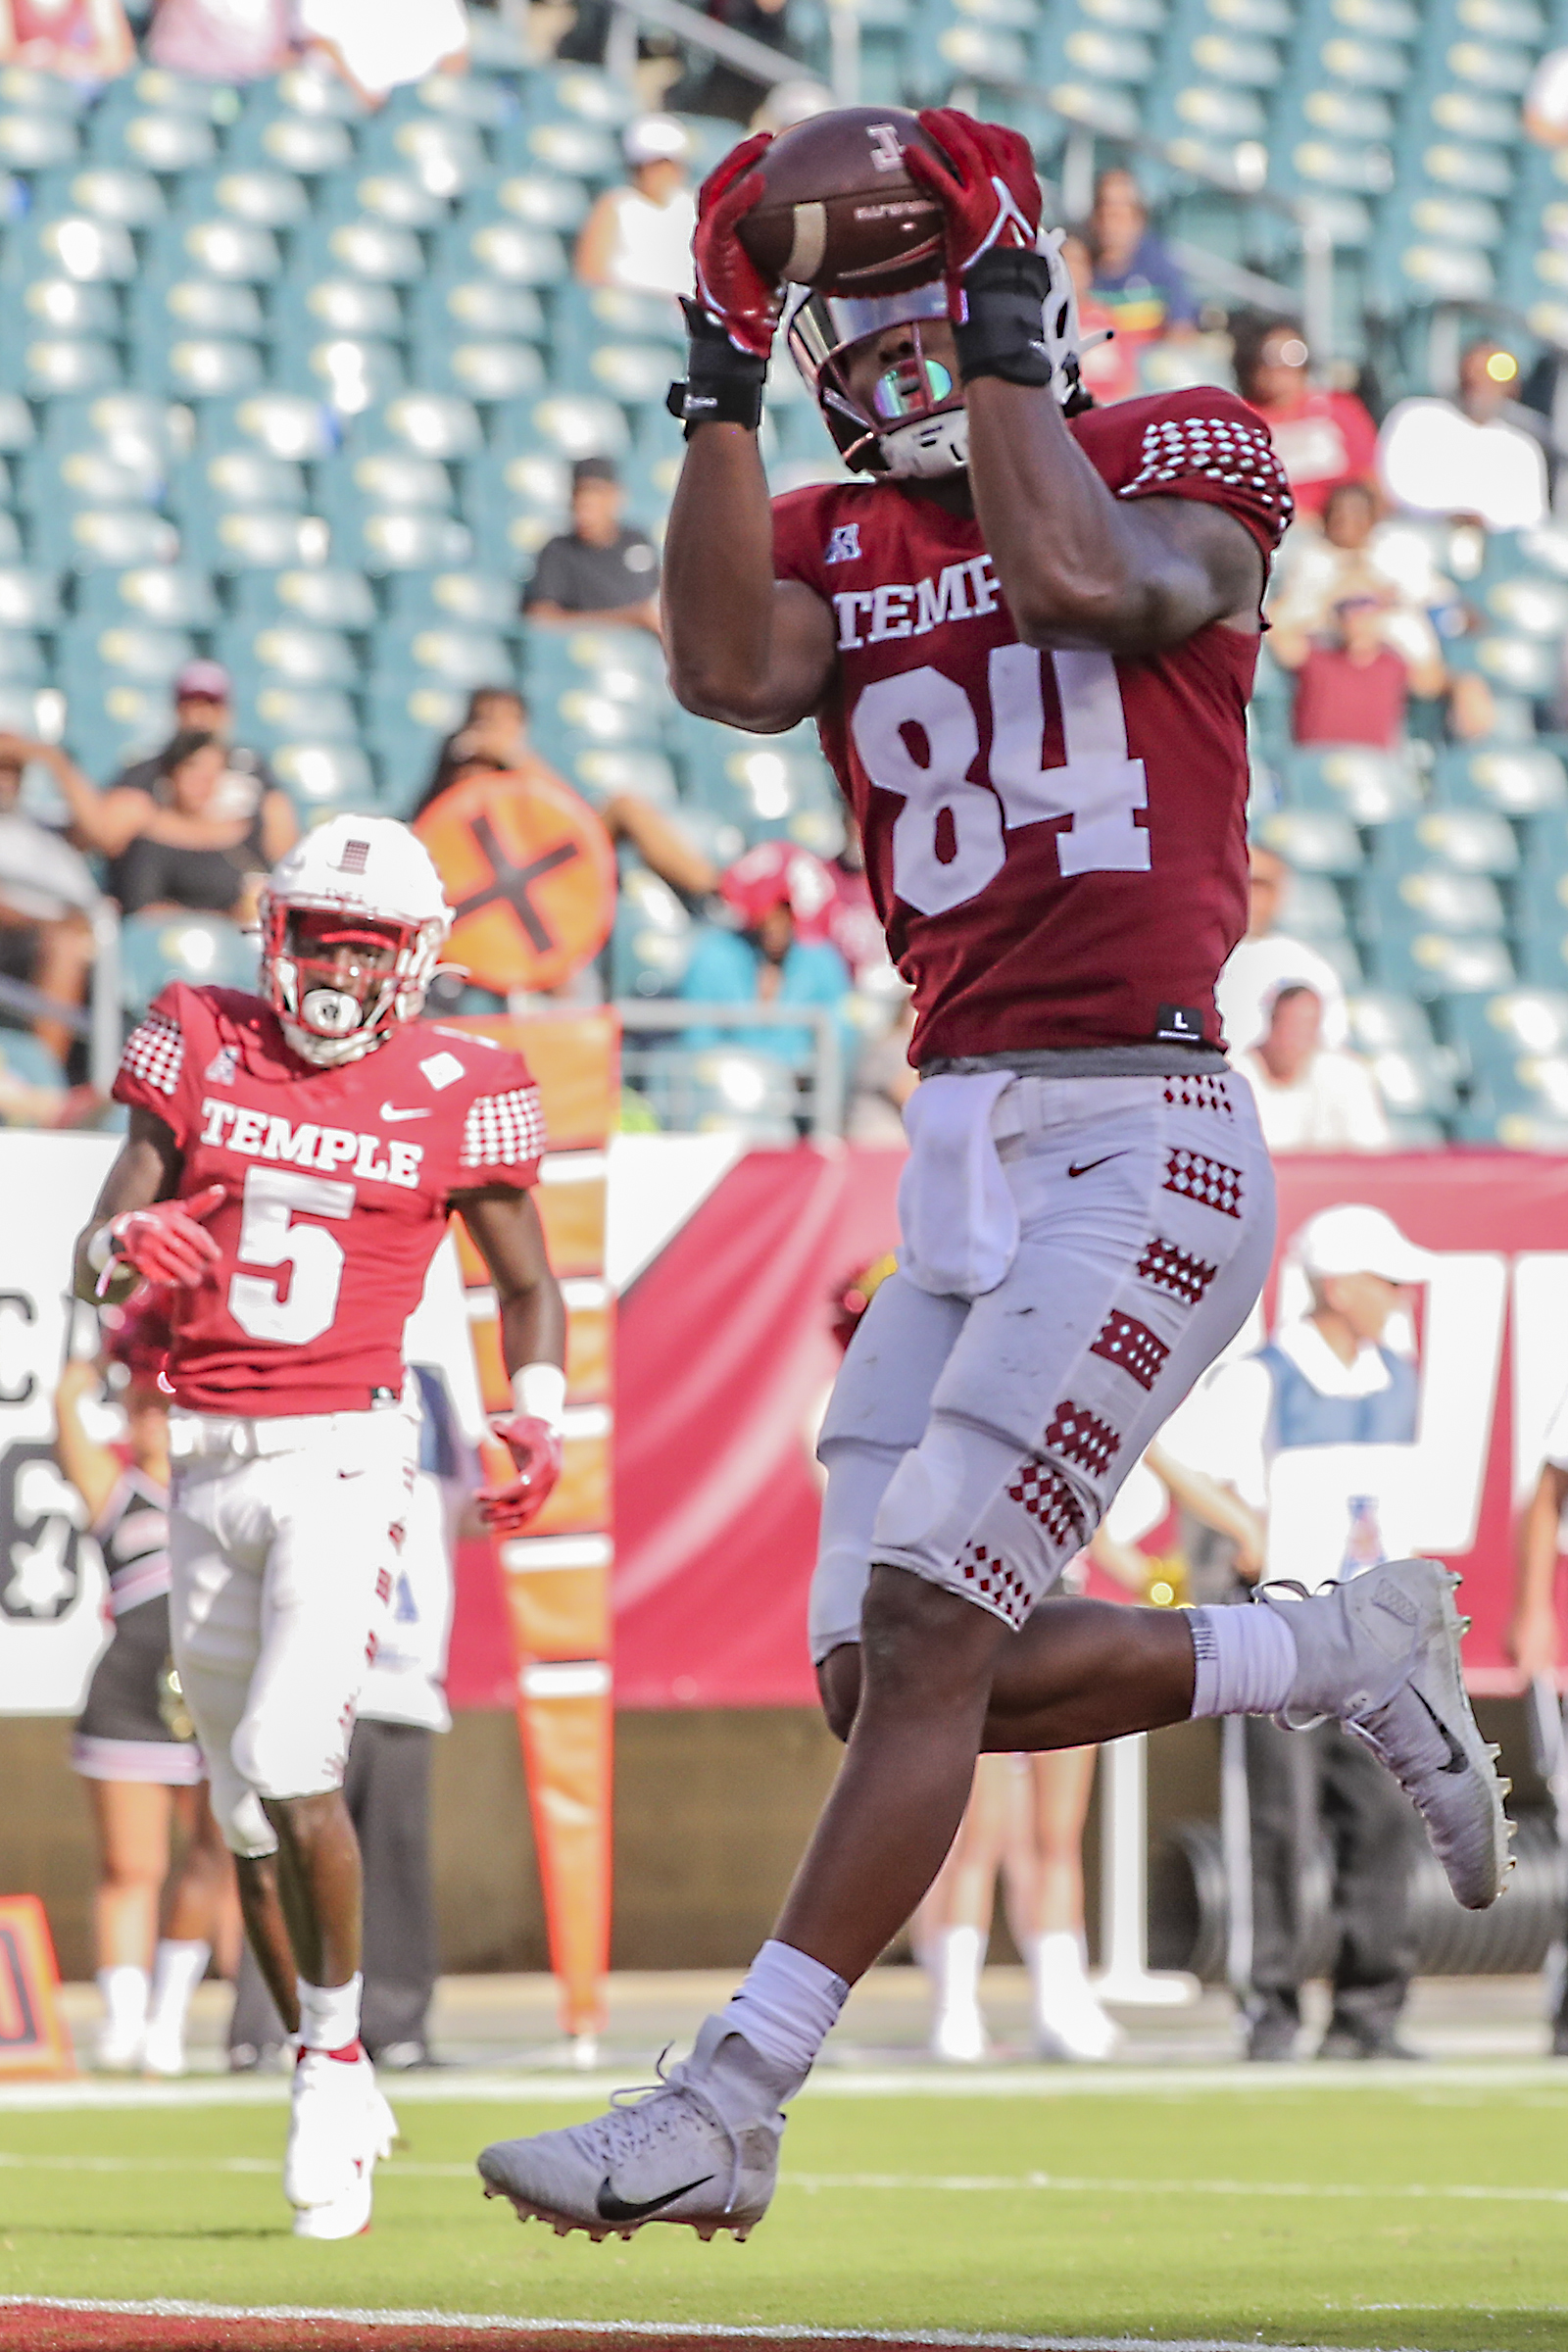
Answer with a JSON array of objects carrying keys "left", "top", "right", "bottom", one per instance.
[
  {"left": 614, "top": 999, "right": 845, "bottom": 1141},
  {"left": 0, "top": 898, "right": 121, "bottom": 1097}
]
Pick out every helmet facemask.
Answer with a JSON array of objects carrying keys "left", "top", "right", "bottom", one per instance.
[
  {"left": 784, "top": 232, "right": 1099, "bottom": 478},
  {"left": 785, "top": 280, "right": 969, "bottom": 477},
  {"left": 262, "top": 902, "right": 444, "bottom": 1067}
]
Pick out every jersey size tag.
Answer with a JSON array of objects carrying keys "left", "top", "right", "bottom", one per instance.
[{"left": 1154, "top": 1004, "right": 1205, "bottom": 1046}]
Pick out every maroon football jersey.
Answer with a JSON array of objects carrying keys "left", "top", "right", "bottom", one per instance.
[
  {"left": 772, "top": 387, "right": 1293, "bottom": 1062},
  {"left": 113, "top": 983, "right": 545, "bottom": 1416}
]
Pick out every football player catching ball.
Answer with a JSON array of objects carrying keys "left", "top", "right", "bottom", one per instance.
[
  {"left": 479, "top": 109, "right": 1507, "bottom": 2240},
  {"left": 74, "top": 814, "right": 565, "bottom": 2238}
]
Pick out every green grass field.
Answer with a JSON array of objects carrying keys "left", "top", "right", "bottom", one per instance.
[{"left": 2, "top": 2070, "right": 1567, "bottom": 2348}]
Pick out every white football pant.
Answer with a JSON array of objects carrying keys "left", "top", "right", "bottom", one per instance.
[
  {"left": 811, "top": 1068, "right": 1274, "bottom": 1661},
  {"left": 167, "top": 1402, "right": 417, "bottom": 1856}
]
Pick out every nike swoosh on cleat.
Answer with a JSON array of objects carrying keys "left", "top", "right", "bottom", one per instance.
[
  {"left": 380, "top": 1102, "right": 431, "bottom": 1122},
  {"left": 1067, "top": 1152, "right": 1128, "bottom": 1178},
  {"left": 1409, "top": 1685, "right": 1470, "bottom": 1776},
  {"left": 596, "top": 2173, "right": 714, "bottom": 2223}
]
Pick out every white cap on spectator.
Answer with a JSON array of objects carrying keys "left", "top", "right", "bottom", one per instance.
[
  {"left": 1295, "top": 1203, "right": 1435, "bottom": 1286},
  {"left": 623, "top": 113, "right": 692, "bottom": 167}
]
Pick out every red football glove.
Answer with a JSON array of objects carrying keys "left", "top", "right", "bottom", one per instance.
[
  {"left": 104, "top": 1184, "right": 225, "bottom": 1293},
  {"left": 692, "top": 129, "right": 781, "bottom": 360},
  {"left": 906, "top": 107, "right": 1045, "bottom": 320},
  {"left": 477, "top": 1415, "right": 564, "bottom": 1536}
]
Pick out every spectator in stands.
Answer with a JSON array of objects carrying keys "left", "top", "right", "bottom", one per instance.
[
  {"left": 1216, "top": 839, "right": 1348, "bottom": 1058},
  {"left": 1237, "top": 981, "right": 1391, "bottom": 1152},
  {"left": 523, "top": 459, "right": 662, "bottom": 634},
  {"left": 0, "top": 735, "right": 98, "bottom": 1068},
  {"left": 55, "top": 731, "right": 296, "bottom": 919},
  {"left": 664, "top": 0, "right": 793, "bottom": 124},
  {"left": 0, "top": 0, "right": 132, "bottom": 77},
  {"left": 298, "top": 0, "right": 467, "bottom": 103},
  {"left": 146, "top": 0, "right": 292, "bottom": 78},
  {"left": 1234, "top": 317, "right": 1378, "bottom": 522},
  {"left": 679, "top": 841, "right": 853, "bottom": 1067},
  {"left": 1273, "top": 589, "right": 1446, "bottom": 751},
  {"left": 1378, "top": 341, "right": 1549, "bottom": 534},
  {"left": 575, "top": 117, "right": 697, "bottom": 302},
  {"left": 111, "top": 662, "right": 278, "bottom": 815},
  {"left": 1084, "top": 169, "right": 1198, "bottom": 354},
  {"left": 416, "top": 686, "right": 539, "bottom": 815},
  {"left": 1060, "top": 233, "right": 1140, "bottom": 408}
]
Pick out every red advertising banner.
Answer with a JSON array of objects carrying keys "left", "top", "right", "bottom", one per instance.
[{"left": 602, "top": 1149, "right": 1568, "bottom": 1709}]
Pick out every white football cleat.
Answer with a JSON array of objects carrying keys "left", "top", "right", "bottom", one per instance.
[
  {"left": 1030, "top": 1935, "right": 1123, "bottom": 2063},
  {"left": 929, "top": 2004, "right": 990, "bottom": 2064},
  {"left": 1260, "top": 1557, "right": 1510, "bottom": 1912},
  {"left": 477, "top": 2019, "right": 789, "bottom": 2241},
  {"left": 285, "top": 2045, "right": 395, "bottom": 2239},
  {"left": 139, "top": 2016, "right": 186, "bottom": 2079},
  {"left": 92, "top": 2019, "right": 144, "bottom": 2075}
]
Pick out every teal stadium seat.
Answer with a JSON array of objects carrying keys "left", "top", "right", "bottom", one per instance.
[{"left": 121, "top": 910, "right": 259, "bottom": 1016}]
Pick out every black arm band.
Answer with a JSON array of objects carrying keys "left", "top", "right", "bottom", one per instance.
[
  {"left": 953, "top": 247, "right": 1054, "bottom": 389},
  {"left": 666, "top": 297, "right": 768, "bottom": 437}
]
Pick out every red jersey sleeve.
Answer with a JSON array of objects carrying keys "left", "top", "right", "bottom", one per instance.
[
  {"left": 1076, "top": 386, "right": 1295, "bottom": 559},
  {"left": 112, "top": 981, "right": 206, "bottom": 1149},
  {"left": 771, "top": 481, "right": 877, "bottom": 598},
  {"left": 447, "top": 1049, "right": 547, "bottom": 1191}
]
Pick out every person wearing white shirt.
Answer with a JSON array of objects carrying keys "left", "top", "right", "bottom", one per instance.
[
  {"left": 574, "top": 117, "right": 698, "bottom": 302},
  {"left": 1216, "top": 842, "right": 1348, "bottom": 1058},
  {"left": 1161, "top": 1204, "right": 1431, "bottom": 2062},
  {"left": 1238, "top": 983, "right": 1391, "bottom": 1155},
  {"left": 1378, "top": 342, "right": 1548, "bottom": 534}
]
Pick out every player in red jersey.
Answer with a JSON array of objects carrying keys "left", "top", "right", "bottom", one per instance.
[
  {"left": 477, "top": 110, "right": 1507, "bottom": 2240},
  {"left": 74, "top": 814, "right": 564, "bottom": 2238}
]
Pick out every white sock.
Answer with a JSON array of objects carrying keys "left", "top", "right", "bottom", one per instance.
[
  {"left": 929, "top": 1924, "right": 986, "bottom": 2021},
  {"left": 721, "top": 1938, "right": 849, "bottom": 2079},
  {"left": 148, "top": 1939, "right": 210, "bottom": 2035},
  {"left": 296, "top": 1973, "right": 363, "bottom": 2053},
  {"left": 1188, "top": 1601, "right": 1298, "bottom": 1719},
  {"left": 97, "top": 1965, "right": 148, "bottom": 2038}
]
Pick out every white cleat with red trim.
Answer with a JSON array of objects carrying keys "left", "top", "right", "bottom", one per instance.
[{"left": 285, "top": 2043, "right": 396, "bottom": 2239}]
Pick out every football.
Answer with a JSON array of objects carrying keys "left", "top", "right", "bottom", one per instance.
[{"left": 736, "top": 106, "right": 949, "bottom": 296}]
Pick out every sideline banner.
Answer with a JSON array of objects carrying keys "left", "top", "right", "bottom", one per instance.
[{"left": 611, "top": 1149, "right": 1568, "bottom": 1706}]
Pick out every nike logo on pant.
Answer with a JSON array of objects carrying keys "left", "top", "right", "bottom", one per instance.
[
  {"left": 597, "top": 2172, "right": 715, "bottom": 2223},
  {"left": 1067, "top": 1152, "right": 1128, "bottom": 1179}
]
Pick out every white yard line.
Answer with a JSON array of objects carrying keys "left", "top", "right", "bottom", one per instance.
[
  {"left": 0, "top": 2151, "right": 1565, "bottom": 2206},
  {"left": 1, "top": 2059, "right": 1565, "bottom": 2114},
  {"left": 0, "top": 2298, "right": 1441, "bottom": 2352}
]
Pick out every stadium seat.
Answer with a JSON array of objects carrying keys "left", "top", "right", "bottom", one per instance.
[
  {"left": 383, "top": 569, "right": 519, "bottom": 629},
  {"left": 121, "top": 910, "right": 259, "bottom": 1014},
  {"left": 245, "top": 683, "right": 360, "bottom": 748},
  {"left": 1253, "top": 807, "right": 1363, "bottom": 874},
  {"left": 74, "top": 565, "right": 219, "bottom": 628},
  {"left": 1367, "top": 809, "right": 1518, "bottom": 879},
  {"left": 231, "top": 566, "right": 377, "bottom": 629},
  {"left": 612, "top": 862, "right": 694, "bottom": 997},
  {"left": 1432, "top": 743, "right": 1568, "bottom": 815},
  {"left": 270, "top": 741, "right": 377, "bottom": 817},
  {"left": 1282, "top": 745, "right": 1423, "bottom": 825}
]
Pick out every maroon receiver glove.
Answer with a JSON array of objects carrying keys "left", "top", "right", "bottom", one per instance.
[
  {"left": 906, "top": 107, "right": 1045, "bottom": 321},
  {"left": 103, "top": 1184, "right": 224, "bottom": 1293},
  {"left": 478, "top": 1414, "right": 564, "bottom": 1536},
  {"left": 691, "top": 130, "right": 779, "bottom": 359}
]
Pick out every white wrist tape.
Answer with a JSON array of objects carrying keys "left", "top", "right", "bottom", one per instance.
[{"left": 511, "top": 1362, "right": 565, "bottom": 1435}]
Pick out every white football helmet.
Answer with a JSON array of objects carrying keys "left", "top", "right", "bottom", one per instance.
[
  {"left": 784, "top": 228, "right": 1099, "bottom": 478},
  {"left": 259, "top": 813, "right": 452, "bottom": 1067}
]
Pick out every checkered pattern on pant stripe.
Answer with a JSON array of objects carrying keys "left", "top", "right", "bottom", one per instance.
[
  {"left": 1042, "top": 1400, "right": 1121, "bottom": 1478},
  {"left": 1090, "top": 1308, "right": 1170, "bottom": 1393},
  {"left": 120, "top": 1005, "right": 184, "bottom": 1098},
  {"left": 956, "top": 1541, "right": 1035, "bottom": 1629},
  {"left": 1137, "top": 1235, "right": 1219, "bottom": 1305},
  {"left": 1005, "top": 1457, "right": 1087, "bottom": 1546},
  {"left": 1163, "top": 1071, "right": 1233, "bottom": 1115},
  {"left": 1162, "top": 1147, "right": 1243, "bottom": 1217}
]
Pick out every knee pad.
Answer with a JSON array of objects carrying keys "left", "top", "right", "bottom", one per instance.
[
  {"left": 210, "top": 1775, "right": 277, "bottom": 1860},
  {"left": 231, "top": 1708, "right": 345, "bottom": 1808}
]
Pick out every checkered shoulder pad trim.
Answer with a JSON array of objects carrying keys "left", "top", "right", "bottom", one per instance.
[
  {"left": 120, "top": 1004, "right": 184, "bottom": 1099},
  {"left": 460, "top": 1083, "right": 547, "bottom": 1170},
  {"left": 1118, "top": 413, "right": 1294, "bottom": 546}
]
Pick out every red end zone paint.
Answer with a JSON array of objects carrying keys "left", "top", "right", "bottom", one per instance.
[{"left": 0, "top": 2316, "right": 978, "bottom": 2352}]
